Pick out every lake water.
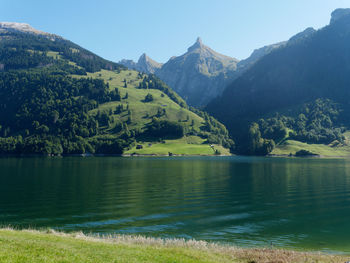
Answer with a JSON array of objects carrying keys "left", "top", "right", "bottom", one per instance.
[{"left": 1, "top": 156, "right": 350, "bottom": 253}]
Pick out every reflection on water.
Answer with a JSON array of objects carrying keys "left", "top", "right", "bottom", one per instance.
[{"left": 1, "top": 156, "right": 350, "bottom": 252}]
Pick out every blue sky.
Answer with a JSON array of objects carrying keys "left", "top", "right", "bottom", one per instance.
[{"left": 2, "top": 1, "right": 349, "bottom": 62}]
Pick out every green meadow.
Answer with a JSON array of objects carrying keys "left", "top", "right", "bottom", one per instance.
[{"left": 125, "top": 136, "right": 230, "bottom": 156}]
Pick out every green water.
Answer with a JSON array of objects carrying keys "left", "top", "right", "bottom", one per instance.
[{"left": 1, "top": 156, "right": 350, "bottom": 253}]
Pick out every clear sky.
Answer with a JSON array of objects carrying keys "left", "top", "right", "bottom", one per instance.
[{"left": 2, "top": 0, "right": 349, "bottom": 63}]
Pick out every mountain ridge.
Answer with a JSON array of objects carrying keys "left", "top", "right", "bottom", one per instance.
[
  {"left": 120, "top": 37, "right": 240, "bottom": 106},
  {"left": 120, "top": 34, "right": 306, "bottom": 107},
  {"left": 206, "top": 8, "right": 350, "bottom": 155},
  {"left": 0, "top": 22, "right": 49, "bottom": 35}
]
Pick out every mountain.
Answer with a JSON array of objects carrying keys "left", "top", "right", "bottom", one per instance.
[
  {"left": 0, "top": 23, "right": 233, "bottom": 155},
  {"left": 0, "top": 22, "right": 49, "bottom": 35},
  {"left": 235, "top": 42, "right": 285, "bottom": 74},
  {"left": 119, "top": 53, "right": 162, "bottom": 74},
  {"left": 236, "top": 27, "right": 316, "bottom": 73},
  {"left": 206, "top": 9, "right": 350, "bottom": 155},
  {"left": 121, "top": 38, "right": 240, "bottom": 107},
  {"left": 120, "top": 37, "right": 294, "bottom": 107},
  {"left": 154, "top": 37, "right": 239, "bottom": 106}
]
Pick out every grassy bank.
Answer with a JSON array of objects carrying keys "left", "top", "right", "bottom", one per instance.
[
  {"left": 271, "top": 139, "right": 350, "bottom": 157},
  {"left": 271, "top": 131, "right": 350, "bottom": 157},
  {"left": 0, "top": 229, "right": 347, "bottom": 263}
]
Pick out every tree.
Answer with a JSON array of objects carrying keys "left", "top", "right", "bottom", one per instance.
[
  {"left": 246, "top": 123, "right": 275, "bottom": 155},
  {"left": 144, "top": 93, "right": 153, "bottom": 102}
]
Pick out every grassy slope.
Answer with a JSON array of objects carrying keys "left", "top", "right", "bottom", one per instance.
[
  {"left": 71, "top": 69, "right": 229, "bottom": 155},
  {"left": 125, "top": 136, "right": 230, "bottom": 155},
  {"left": 84, "top": 69, "right": 203, "bottom": 131},
  {"left": 271, "top": 132, "right": 350, "bottom": 157},
  {"left": 0, "top": 229, "right": 346, "bottom": 263}
]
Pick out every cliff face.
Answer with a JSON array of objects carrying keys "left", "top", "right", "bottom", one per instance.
[{"left": 155, "top": 38, "right": 239, "bottom": 106}]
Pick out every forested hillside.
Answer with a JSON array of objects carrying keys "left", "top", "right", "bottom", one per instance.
[{"left": 0, "top": 26, "right": 233, "bottom": 155}]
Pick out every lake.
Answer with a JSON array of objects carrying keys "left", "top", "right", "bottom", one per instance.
[{"left": 0, "top": 156, "right": 350, "bottom": 253}]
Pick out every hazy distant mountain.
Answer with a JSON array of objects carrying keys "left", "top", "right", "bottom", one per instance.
[
  {"left": 236, "top": 42, "right": 285, "bottom": 73},
  {"left": 119, "top": 53, "right": 162, "bottom": 74},
  {"left": 206, "top": 9, "right": 350, "bottom": 154},
  {"left": 237, "top": 27, "right": 315, "bottom": 73}
]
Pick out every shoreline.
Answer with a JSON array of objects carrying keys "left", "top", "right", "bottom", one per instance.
[
  {"left": 0, "top": 153, "right": 232, "bottom": 158},
  {"left": 268, "top": 153, "right": 350, "bottom": 159},
  {"left": 2, "top": 152, "right": 350, "bottom": 158},
  {"left": 0, "top": 228, "right": 348, "bottom": 263}
]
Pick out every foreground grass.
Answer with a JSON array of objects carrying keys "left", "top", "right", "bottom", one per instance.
[{"left": 0, "top": 229, "right": 348, "bottom": 263}]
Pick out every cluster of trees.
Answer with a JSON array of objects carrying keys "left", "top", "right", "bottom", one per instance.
[
  {"left": 239, "top": 123, "right": 275, "bottom": 155},
  {"left": 233, "top": 98, "right": 346, "bottom": 155},
  {"left": 143, "top": 93, "right": 153, "bottom": 102},
  {"left": 258, "top": 99, "right": 345, "bottom": 146},
  {"left": 0, "top": 48, "right": 53, "bottom": 70},
  {"left": 143, "top": 118, "right": 184, "bottom": 139},
  {"left": 0, "top": 135, "right": 129, "bottom": 155},
  {"left": 189, "top": 108, "right": 234, "bottom": 149}
]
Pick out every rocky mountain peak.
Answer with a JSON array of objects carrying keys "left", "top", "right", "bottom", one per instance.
[
  {"left": 330, "top": 8, "right": 350, "bottom": 24},
  {"left": 119, "top": 53, "right": 162, "bottom": 74},
  {"left": 188, "top": 37, "right": 204, "bottom": 52},
  {"left": 0, "top": 22, "right": 48, "bottom": 35},
  {"left": 138, "top": 53, "right": 150, "bottom": 63}
]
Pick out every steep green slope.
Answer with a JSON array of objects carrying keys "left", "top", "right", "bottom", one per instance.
[
  {"left": 0, "top": 25, "right": 233, "bottom": 155},
  {"left": 206, "top": 9, "right": 350, "bottom": 155}
]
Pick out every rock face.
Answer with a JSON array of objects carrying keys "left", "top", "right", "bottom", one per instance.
[
  {"left": 137, "top": 53, "right": 163, "bottom": 74},
  {"left": 119, "top": 53, "right": 162, "bottom": 74},
  {"left": 155, "top": 37, "right": 239, "bottom": 106},
  {"left": 330, "top": 8, "right": 350, "bottom": 24}
]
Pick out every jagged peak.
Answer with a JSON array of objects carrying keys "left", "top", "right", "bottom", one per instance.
[
  {"left": 188, "top": 37, "right": 204, "bottom": 52},
  {"left": 138, "top": 53, "right": 161, "bottom": 66},
  {"left": 138, "top": 53, "right": 149, "bottom": 62},
  {"left": 330, "top": 8, "right": 350, "bottom": 24}
]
